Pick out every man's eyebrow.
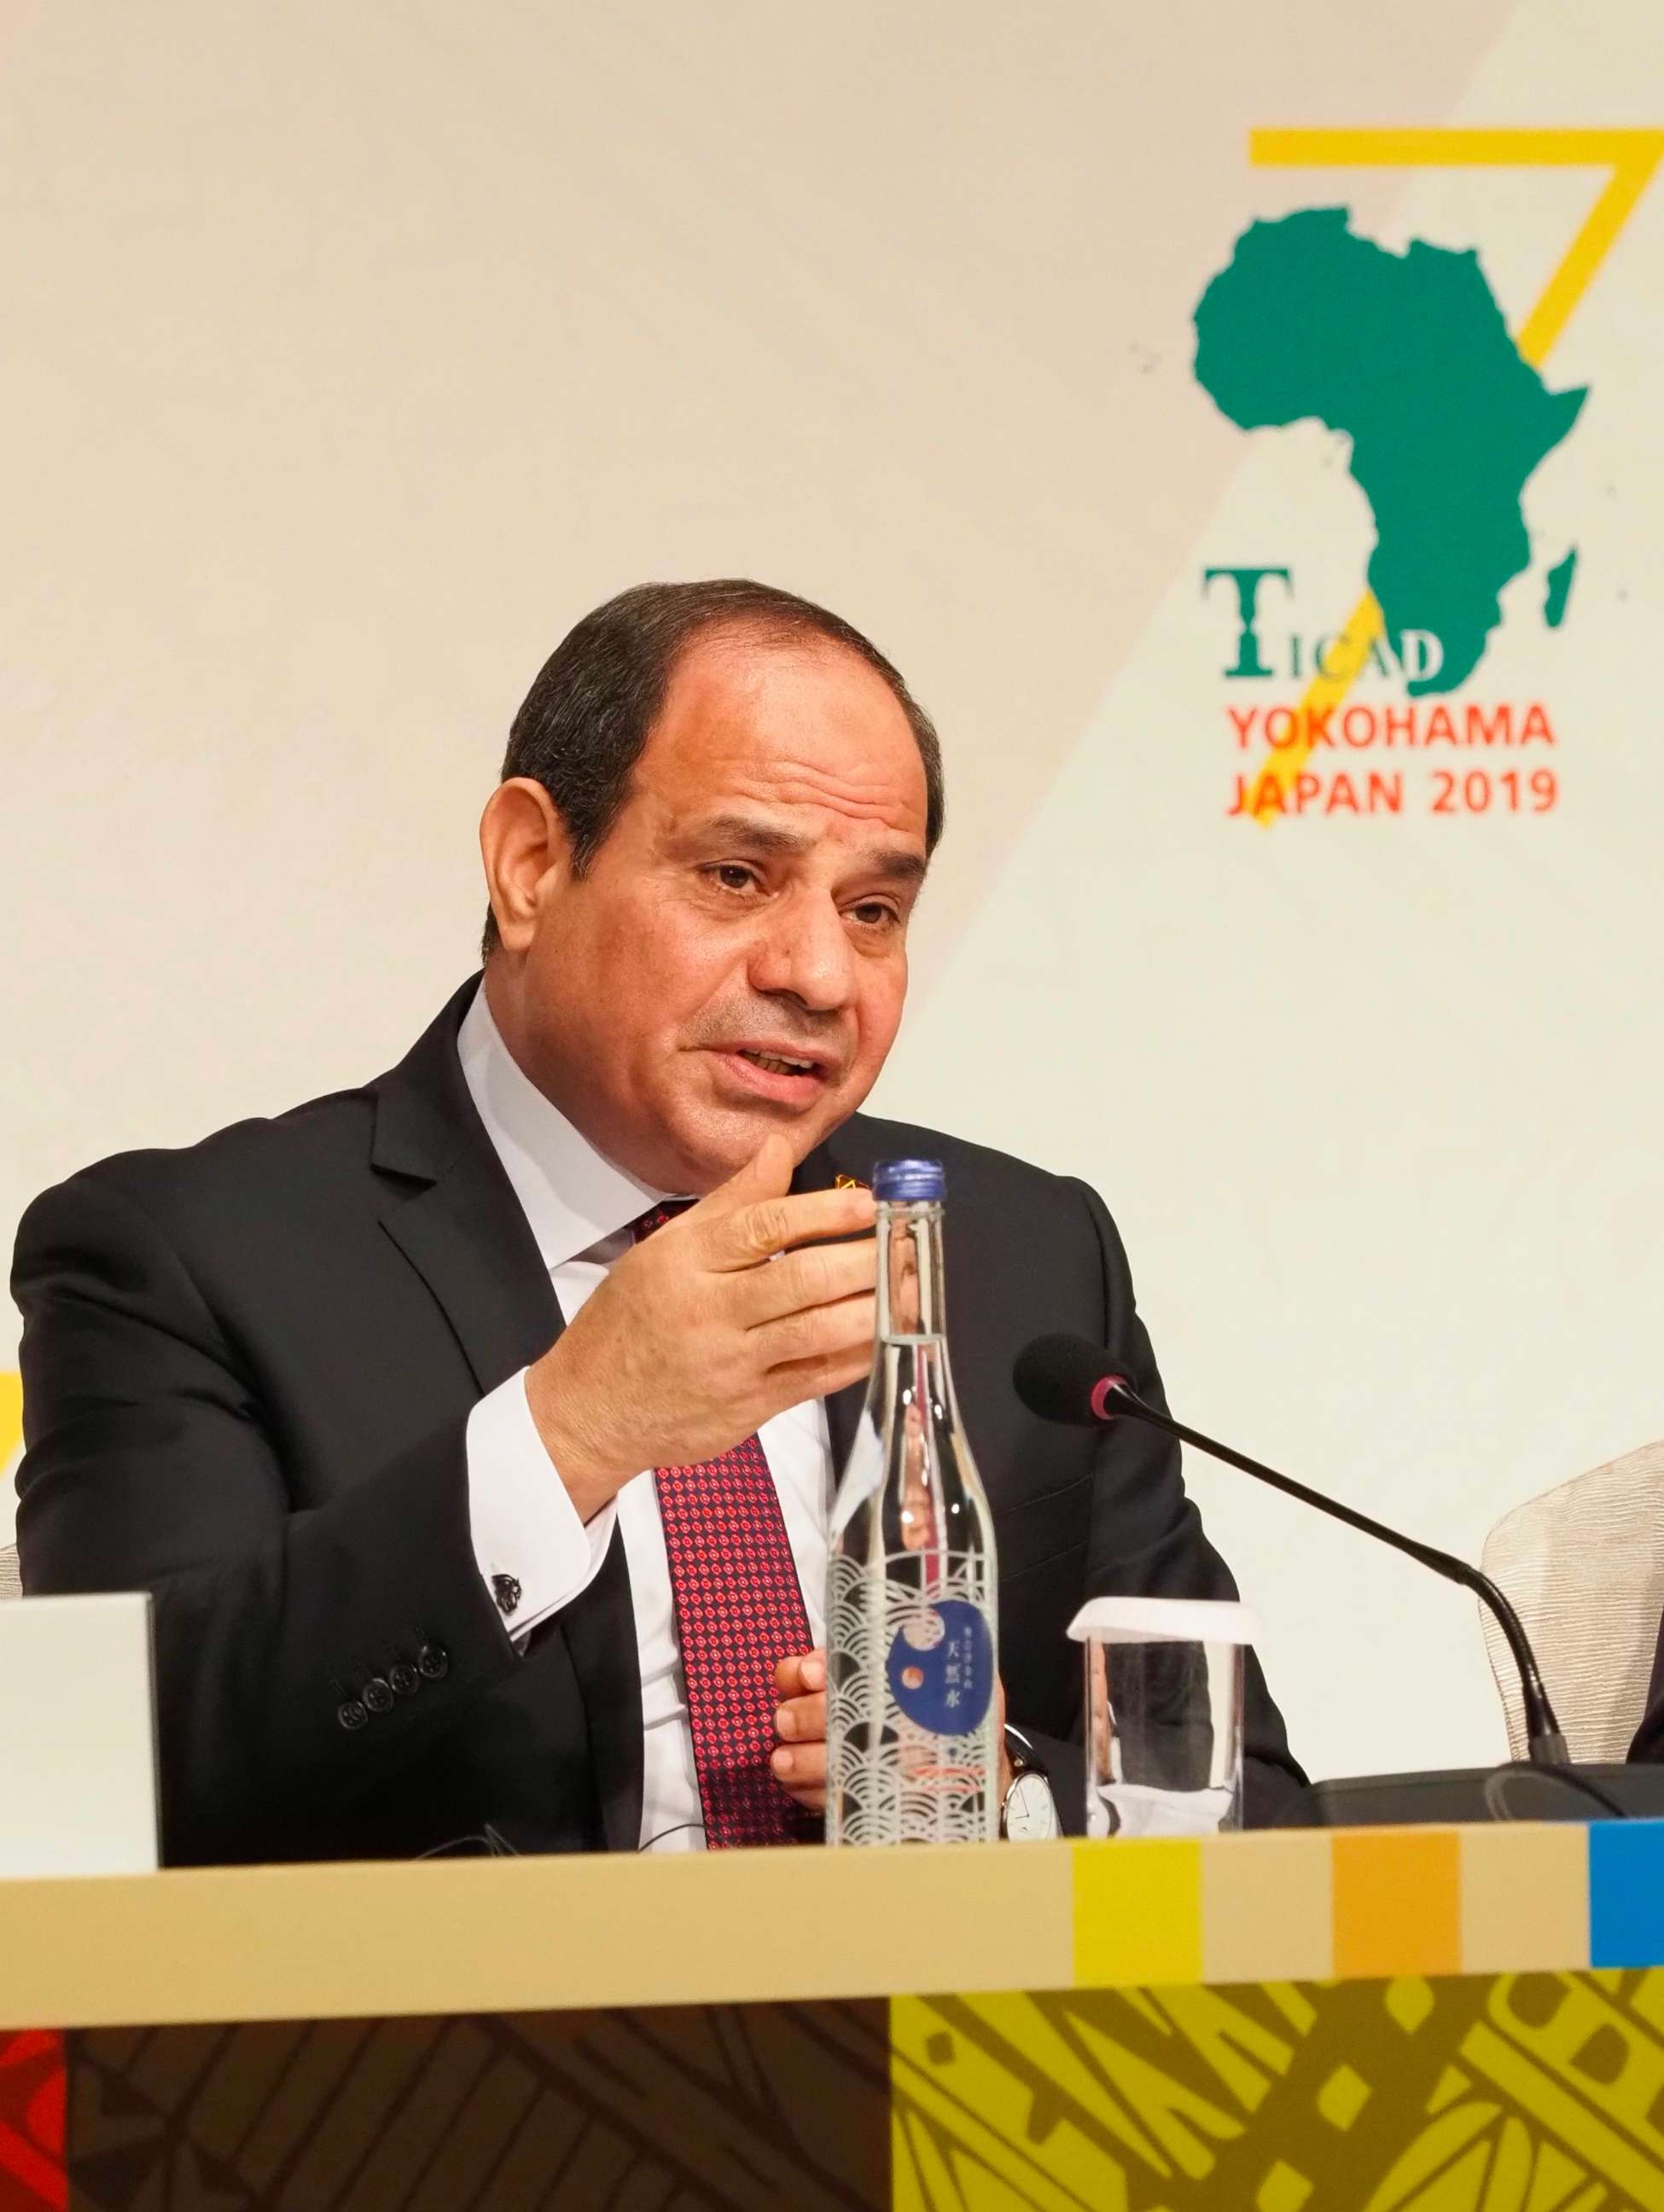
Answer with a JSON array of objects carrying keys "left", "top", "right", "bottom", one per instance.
[
  {"left": 693, "top": 812, "right": 814, "bottom": 857},
  {"left": 688, "top": 812, "right": 928, "bottom": 886},
  {"left": 856, "top": 845, "right": 929, "bottom": 888}
]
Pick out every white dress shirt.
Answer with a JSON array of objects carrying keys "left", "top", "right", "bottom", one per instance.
[{"left": 457, "top": 982, "right": 834, "bottom": 1853}]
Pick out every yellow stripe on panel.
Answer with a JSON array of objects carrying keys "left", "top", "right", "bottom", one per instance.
[
  {"left": 1201, "top": 1831, "right": 1334, "bottom": 1986},
  {"left": 1073, "top": 1839, "right": 1204, "bottom": 1989},
  {"left": 1332, "top": 1829, "right": 1462, "bottom": 1981},
  {"left": 1459, "top": 1822, "right": 1590, "bottom": 1975}
]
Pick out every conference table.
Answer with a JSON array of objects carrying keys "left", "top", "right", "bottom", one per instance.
[{"left": 4, "top": 1819, "right": 1664, "bottom": 2210}]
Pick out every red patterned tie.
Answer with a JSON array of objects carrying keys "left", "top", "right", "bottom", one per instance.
[{"left": 633, "top": 1203, "right": 822, "bottom": 1848}]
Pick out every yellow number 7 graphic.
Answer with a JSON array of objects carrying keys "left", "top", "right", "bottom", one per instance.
[{"left": 1240, "top": 128, "right": 1664, "bottom": 824}]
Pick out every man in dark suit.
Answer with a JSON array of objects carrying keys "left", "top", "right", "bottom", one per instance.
[{"left": 12, "top": 579, "right": 1300, "bottom": 1863}]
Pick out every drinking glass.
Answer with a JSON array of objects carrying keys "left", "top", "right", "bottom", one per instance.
[{"left": 1068, "top": 1598, "right": 1261, "bottom": 1838}]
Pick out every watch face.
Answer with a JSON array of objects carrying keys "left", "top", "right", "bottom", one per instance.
[{"left": 1004, "top": 1769, "right": 1062, "bottom": 1841}]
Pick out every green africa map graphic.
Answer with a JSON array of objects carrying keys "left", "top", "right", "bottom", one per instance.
[{"left": 1194, "top": 208, "right": 1586, "bottom": 696}]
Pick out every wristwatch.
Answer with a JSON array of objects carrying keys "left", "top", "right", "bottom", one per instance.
[{"left": 1000, "top": 1727, "right": 1062, "bottom": 1841}]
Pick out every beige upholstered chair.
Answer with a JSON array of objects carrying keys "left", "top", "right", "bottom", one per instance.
[
  {"left": 0, "top": 1542, "right": 19, "bottom": 1601},
  {"left": 1481, "top": 1441, "right": 1664, "bottom": 1763}
]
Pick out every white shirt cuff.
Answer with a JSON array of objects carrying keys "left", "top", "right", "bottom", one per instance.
[{"left": 465, "top": 1367, "right": 616, "bottom": 1644}]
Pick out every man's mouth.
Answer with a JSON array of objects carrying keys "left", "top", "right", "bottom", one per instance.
[
  {"left": 707, "top": 1041, "right": 839, "bottom": 1107},
  {"left": 737, "top": 1047, "right": 819, "bottom": 1078}
]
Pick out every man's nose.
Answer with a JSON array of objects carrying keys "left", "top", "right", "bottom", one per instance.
[{"left": 748, "top": 894, "right": 855, "bottom": 1014}]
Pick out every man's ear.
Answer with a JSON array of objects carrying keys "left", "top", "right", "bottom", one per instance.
[{"left": 479, "top": 778, "right": 573, "bottom": 954}]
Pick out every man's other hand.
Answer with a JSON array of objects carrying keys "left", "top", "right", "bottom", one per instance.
[
  {"left": 526, "top": 1133, "right": 876, "bottom": 1520},
  {"left": 771, "top": 1650, "right": 1015, "bottom": 1818},
  {"left": 771, "top": 1648, "right": 827, "bottom": 1810}
]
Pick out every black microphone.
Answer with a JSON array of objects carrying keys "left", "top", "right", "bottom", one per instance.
[{"left": 1013, "top": 1331, "right": 1570, "bottom": 1767}]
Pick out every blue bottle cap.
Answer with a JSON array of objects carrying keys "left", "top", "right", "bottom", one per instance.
[{"left": 872, "top": 1157, "right": 945, "bottom": 1203}]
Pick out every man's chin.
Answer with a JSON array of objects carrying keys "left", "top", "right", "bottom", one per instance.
[{"left": 666, "top": 1093, "right": 849, "bottom": 1193}]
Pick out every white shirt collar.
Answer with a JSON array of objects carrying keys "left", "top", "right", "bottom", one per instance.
[{"left": 457, "top": 980, "right": 669, "bottom": 1269}]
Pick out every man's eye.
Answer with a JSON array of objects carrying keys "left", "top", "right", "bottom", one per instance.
[
  {"left": 709, "top": 864, "right": 759, "bottom": 893},
  {"left": 850, "top": 901, "right": 899, "bottom": 930}
]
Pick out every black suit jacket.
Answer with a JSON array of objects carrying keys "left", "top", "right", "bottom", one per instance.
[{"left": 12, "top": 979, "right": 1301, "bottom": 1862}]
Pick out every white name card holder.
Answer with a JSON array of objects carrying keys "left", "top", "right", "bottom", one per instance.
[{"left": 0, "top": 1591, "right": 160, "bottom": 1876}]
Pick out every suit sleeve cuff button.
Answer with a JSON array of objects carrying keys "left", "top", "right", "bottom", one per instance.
[
  {"left": 337, "top": 1698, "right": 369, "bottom": 1732},
  {"left": 388, "top": 1663, "right": 420, "bottom": 1697},
  {"left": 417, "top": 1643, "right": 450, "bottom": 1681}
]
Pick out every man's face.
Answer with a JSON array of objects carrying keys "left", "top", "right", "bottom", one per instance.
[{"left": 497, "top": 630, "right": 931, "bottom": 1193}]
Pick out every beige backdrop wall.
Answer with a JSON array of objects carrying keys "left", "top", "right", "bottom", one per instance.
[{"left": 3, "top": 0, "right": 1658, "bottom": 1786}]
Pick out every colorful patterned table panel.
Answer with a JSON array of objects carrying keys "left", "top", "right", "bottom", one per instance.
[
  {"left": 8, "top": 1828, "right": 1664, "bottom": 2208},
  {"left": 20, "top": 1975, "right": 1664, "bottom": 2210}
]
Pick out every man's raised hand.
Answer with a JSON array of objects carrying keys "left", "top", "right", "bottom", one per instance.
[{"left": 526, "top": 1133, "right": 876, "bottom": 1520}]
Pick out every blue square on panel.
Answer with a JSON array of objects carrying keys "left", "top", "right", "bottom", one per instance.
[{"left": 1590, "top": 1820, "right": 1664, "bottom": 1968}]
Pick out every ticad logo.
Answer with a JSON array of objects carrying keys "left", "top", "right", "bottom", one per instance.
[
  {"left": 1205, "top": 563, "right": 1558, "bottom": 821},
  {"left": 1205, "top": 567, "right": 1449, "bottom": 690},
  {"left": 1192, "top": 129, "right": 1663, "bottom": 824}
]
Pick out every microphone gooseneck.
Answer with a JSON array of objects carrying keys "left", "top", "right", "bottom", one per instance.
[{"left": 1014, "top": 1331, "right": 1570, "bottom": 1768}]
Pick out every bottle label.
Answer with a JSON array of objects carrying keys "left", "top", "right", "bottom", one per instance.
[
  {"left": 886, "top": 1598, "right": 994, "bottom": 1735},
  {"left": 827, "top": 1550, "right": 999, "bottom": 1846}
]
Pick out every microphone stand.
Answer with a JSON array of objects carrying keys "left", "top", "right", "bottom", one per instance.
[{"left": 1102, "top": 1382, "right": 1572, "bottom": 1767}]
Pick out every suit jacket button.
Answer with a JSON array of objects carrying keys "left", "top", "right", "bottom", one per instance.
[
  {"left": 337, "top": 1698, "right": 369, "bottom": 1732},
  {"left": 362, "top": 1677, "right": 394, "bottom": 1714},
  {"left": 417, "top": 1643, "right": 450, "bottom": 1681},
  {"left": 388, "top": 1663, "right": 420, "bottom": 1697}
]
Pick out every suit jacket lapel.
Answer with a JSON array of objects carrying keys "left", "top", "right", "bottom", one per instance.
[
  {"left": 379, "top": 1169, "right": 562, "bottom": 1394},
  {"left": 370, "top": 978, "right": 561, "bottom": 1390},
  {"left": 369, "top": 978, "right": 644, "bottom": 1850}
]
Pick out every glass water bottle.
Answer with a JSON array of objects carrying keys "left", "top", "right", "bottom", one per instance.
[{"left": 825, "top": 1158, "right": 1000, "bottom": 1845}]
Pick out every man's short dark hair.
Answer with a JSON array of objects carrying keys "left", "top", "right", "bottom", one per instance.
[{"left": 482, "top": 579, "right": 945, "bottom": 957}]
